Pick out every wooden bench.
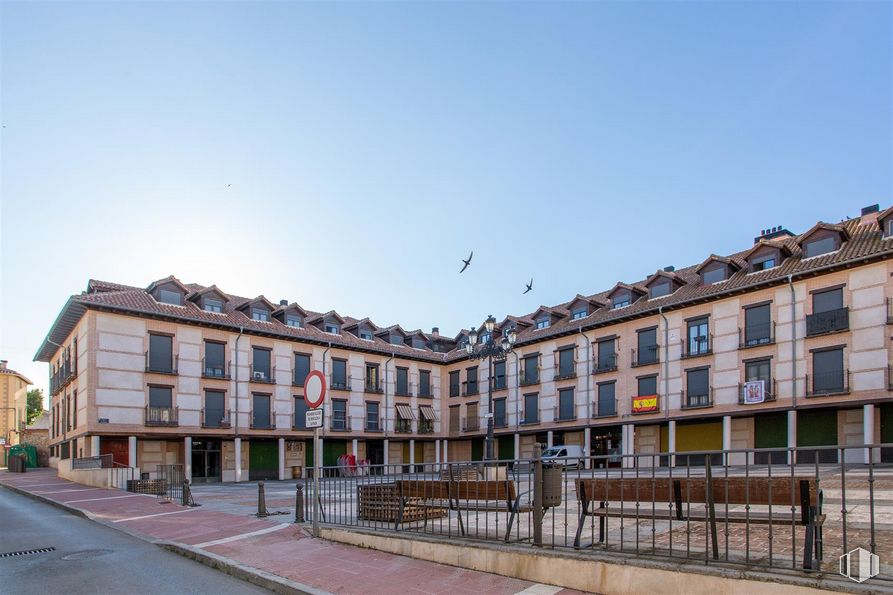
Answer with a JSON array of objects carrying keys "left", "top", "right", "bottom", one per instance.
[
  {"left": 574, "top": 474, "right": 824, "bottom": 569},
  {"left": 394, "top": 477, "right": 529, "bottom": 540}
]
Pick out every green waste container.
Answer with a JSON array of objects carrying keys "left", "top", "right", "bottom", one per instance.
[{"left": 9, "top": 444, "right": 38, "bottom": 468}]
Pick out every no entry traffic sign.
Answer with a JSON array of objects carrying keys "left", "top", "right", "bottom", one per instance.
[{"left": 303, "top": 370, "right": 327, "bottom": 409}]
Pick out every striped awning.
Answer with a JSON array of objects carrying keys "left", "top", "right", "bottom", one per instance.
[
  {"left": 396, "top": 404, "right": 415, "bottom": 420},
  {"left": 419, "top": 405, "right": 436, "bottom": 421}
]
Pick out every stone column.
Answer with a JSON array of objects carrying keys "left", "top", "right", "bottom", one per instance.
[
  {"left": 234, "top": 437, "right": 242, "bottom": 483},
  {"left": 443, "top": 440, "right": 448, "bottom": 463},
  {"left": 621, "top": 424, "right": 636, "bottom": 468},
  {"left": 90, "top": 435, "right": 100, "bottom": 458},
  {"left": 184, "top": 437, "right": 192, "bottom": 483},
  {"left": 787, "top": 410, "right": 797, "bottom": 465},
  {"left": 864, "top": 404, "right": 876, "bottom": 464},
  {"left": 352, "top": 439, "right": 359, "bottom": 461},
  {"left": 435, "top": 439, "right": 441, "bottom": 466},
  {"left": 722, "top": 415, "right": 732, "bottom": 465},
  {"left": 128, "top": 436, "right": 137, "bottom": 469},
  {"left": 383, "top": 439, "right": 390, "bottom": 469},
  {"left": 668, "top": 420, "right": 676, "bottom": 467},
  {"left": 547, "top": 431, "right": 554, "bottom": 448},
  {"left": 514, "top": 433, "right": 520, "bottom": 463},
  {"left": 278, "top": 438, "right": 285, "bottom": 481},
  {"left": 409, "top": 439, "right": 416, "bottom": 469},
  {"left": 583, "top": 427, "right": 592, "bottom": 469}
]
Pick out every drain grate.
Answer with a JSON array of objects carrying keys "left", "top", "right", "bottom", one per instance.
[{"left": 0, "top": 547, "right": 56, "bottom": 558}]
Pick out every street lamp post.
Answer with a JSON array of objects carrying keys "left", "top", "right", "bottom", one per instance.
[{"left": 465, "top": 315, "right": 517, "bottom": 461}]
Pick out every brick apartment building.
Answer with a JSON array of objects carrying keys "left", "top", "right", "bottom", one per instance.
[{"left": 36, "top": 203, "right": 893, "bottom": 481}]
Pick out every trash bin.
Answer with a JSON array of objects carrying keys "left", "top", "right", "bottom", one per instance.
[
  {"left": 8, "top": 454, "right": 26, "bottom": 473},
  {"left": 542, "top": 465, "right": 563, "bottom": 508}
]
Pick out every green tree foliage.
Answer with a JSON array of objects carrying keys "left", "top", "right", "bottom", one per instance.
[{"left": 26, "top": 389, "right": 44, "bottom": 424}]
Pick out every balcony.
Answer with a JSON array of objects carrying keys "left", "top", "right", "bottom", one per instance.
[
  {"left": 806, "top": 370, "right": 850, "bottom": 397},
  {"left": 330, "top": 415, "right": 352, "bottom": 431},
  {"left": 50, "top": 359, "right": 77, "bottom": 396},
  {"left": 553, "top": 368, "right": 577, "bottom": 381},
  {"left": 330, "top": 376, "right": 352, "bottom": 391},
  {"left": 250, "top": 414, "right": 274, "bottom": 429},
  {"left": 395, "top": 385, "right": 412, "bottom": 397},
  {"left": 592, "top": 398, "right": 618, "bottom": 418},
  {"left": 681, "top": 335, "right": 712, "bottom": 359},
  {"left": 738, "top": 323, "right": 776, "bottom": 349},
  {"left": 738, "top": 380, "right": 777, "bottom": 404},
  {"left": 365, "top": 418, "right": 383, "bottom": 432},
  {"left": 493, "top": 415, "right": 508, "bottom": 428},
  {"left": 145, "top": 352, "right": 178, "bottom": 375},
  {"left": 417, "top": 386, "right": 433, "bottom": 398},
  {"left": 462, "top": 417, "right": 481, "bottom": 432},
  {"left": 461, "top": 381, "right": 479, "bottom": 397},
  {"left": 630, "top": 347, "right": 659, "bottom": 368},
  {"left": 520, "top": 413, "right": 540, "bottom": 425},
  {"left": 806, "top": 307, "right": 849, "bottom": 337},
  {"left": 249, "top": 365, "right": 275, "bottom": 384},
  {"left": 145, "top": 406, "right": 178, "bottom": 427},
  {"left": 519, "top": 373, "right": 540, "bottom": 387},
  {"left": 553, "top": 405, "right": 576, "bottom": 422},
  {"left": 592, "top": 354, "right": 618, "bottom": 375},
  {"left": 681, "top": 388, "right": 714, "bottom": 410},
  {"left": 364, "top": 381, "right": 384, "bottom": 394},
  {"left": 491, "top": 375, "right": 508, "bottom": 391},
  {"left": 418, "top": 420, "right": 435, "bottom": 434},
  {"left": 202, "top": 359, "right": 230, "bottom": 380},
  {"left": 201, "top": 408, "right": 231, "bottom": 428},
  {"left": 395, "top": 419, "right": 412, "bottom": 434}
]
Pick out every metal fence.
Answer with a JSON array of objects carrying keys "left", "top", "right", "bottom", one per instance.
[
  {"left": 157, "top": 464, "right": 185, "bottom": 502},
  {"left": 71, "top": 454, "right": 113, "bottom": 469},
  {"left": 302, "top": 444, "right": 893, "bottom": 581}
]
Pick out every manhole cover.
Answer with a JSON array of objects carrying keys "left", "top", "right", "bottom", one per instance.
[{"left": 61, "top": 549, "right": 113, "bottom": 561}]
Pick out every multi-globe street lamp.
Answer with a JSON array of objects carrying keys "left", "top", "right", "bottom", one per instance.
[{"left": 465, "top": 315, "right": 517, "bottom": 460}]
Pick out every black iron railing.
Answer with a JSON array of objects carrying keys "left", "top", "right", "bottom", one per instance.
[
  {"left": 145, "top": 352, "right": 178, "bottom": 375},
  {"left": 395, "top": 419, "right": 412, "bottom": 433},
  {"left": 145, "top": 406, "right": 178, "bottom": 426},
  {"left": 71, "top": 454, "right": 113, "bottom": 469},
  {"left": 593, "top": 354, "right": 618, "bottom": 374},
  {"left": 50, "top": 358, "right": 77, "bottom": 396},
  {"left": 682, "top": 335, "right": 712, "bottom": 358},
  {"left": 330, "top": 376, "right": 351, "bottom": 391},
  {"left": 331, "top": 415, "right": 351, "bottom": 431},
  {"left": 630, "top": 347, "right": 659, "bottom": 367},
  {"left": 592, "top": 398, "right": 617, "bottom": 418},
  {"left": 365, "top": 381, "right": 384, "bottom": 394},
  {"left": 201, "top": 408, "right": 231, "bottom": 428},
  {"left": 739, "top": 322, "right": 776, "bottom": 348},
  {"left": 202, "top": 359, "right": 230, "bottom": 379},
  {"left": 520, "top": 372, "right": 540, "bottom": 387},
  {"left": 806, "top": 307, "right": 849, "bottom": 337},
  {"left": 462, "top": 417, "right": 480, "bottom": 432},
  {"left": 553, "top": 405, "right": 576, "bottom": 422},
  {"left": 682, "top": 387, "right": 713, "bottom": 409},
  {"left": 418, "top": 420, "right": 435, "bottom": 434},
  {"left": 806, "top": 370, "right": 850, "bottom": 397},
  {"left": 249, "top": 364, "right": 275, "bottom": 384},
  {"left": 492, "top": 375, "right": 507, "bottom": 390},
  {"left": 461, "top": 381, "right": 479, "bottom": 396},
  {"left": 738, "top": 380, "right": 777, "bottom": 404}
]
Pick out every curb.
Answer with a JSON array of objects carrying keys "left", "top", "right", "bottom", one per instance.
[{"left": 0, "top": 481, "right": 93, "bottom": 520}]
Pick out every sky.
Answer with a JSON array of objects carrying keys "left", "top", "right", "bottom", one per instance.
[{"left": 1, "top": 1, "right": 891, "bottom": 401}]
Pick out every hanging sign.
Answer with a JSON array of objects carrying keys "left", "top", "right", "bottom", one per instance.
[{"left": 743, "top": 380, "right": 765, "bottom": 404}]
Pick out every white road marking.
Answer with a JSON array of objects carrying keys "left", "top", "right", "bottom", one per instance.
[
  {"left": 513, "top": 585, "right": 563, "bottom": 595},
  {"left": 193, "top": 523, "right": 290, "bottom": 548},
  {"left": 65, "top": 494, "right": 145, "bottom": 503},
  {"left": 112, "top": 508, "right": 199, "bottom": 523}
]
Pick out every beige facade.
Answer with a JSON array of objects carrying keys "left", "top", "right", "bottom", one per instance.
[{"left": 0, "top": 360, "right": 31, "bottom": 452}]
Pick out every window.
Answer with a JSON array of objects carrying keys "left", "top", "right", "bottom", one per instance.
[
  {"left": 204, "top": 390, "right": 226, "bottom": 427},
  {"left": 612, "top": 293, "right": 630, "bottom": 309},
  {"left": 812, "top": 348, "right": 845, "bottom": 394},
  {"left": 493, "top": 398, "right": 507, "bottom": 427},
  {"left": 522, "top": 355, "right": 539, "bottom": 385},
  {"left": 479, "top": 333, "right": 491, "bottom": 344},
  {"left": 596, "top": 338, "right": 616, "bottom": 371},
  {"left": 204, "top": 341, "right": 226, "bottom": 377},
  {"left": 558, "top": 348, "right": 575, "bottom": 377},
  {"left": 745, "top": 359, "right": 771, "bottom": 384},
  {"left": 558, "top": 387, "right": 575, "bottom": 420},
  {"left": 148, "top": 334, "right": 174, "bottom": 373},
  {"left": 465, "top": 366, "right": 478, "bottom": 394},
  {"left": 449, "top": 406, "right": 460, "bottom": 432},
  {"left": 366, "top": 402, "right": 380, "bottom": 431},
  {"left": 204, "top": 298, "right": 223, "bottom": 313},
  {"left": 803, "top": 236, "right": 837, "bottom": 258},
  {"left": 359, "top": 331, "right": 373, "bottom": 340},
  {"left": 332, "top": 359, "right": 347, "bottom": 388},
  {"left": 637, "top": 375, "right": 657, "bottom": 397},
  {"left": 649, "top": 281, "right": 671, "bottom": 299},
  {"left": 390, "top": 335, "right": 403, "bottom": 345},
  {"left": 252, "top": 308, "right": 269, "bottom": 322},
  {"left": 158, "top": 289, "right": 182, "bottom": 305},
  {"left": 252, "top": 394, "right": 271, "bottom": 428},
  {"left": 685, "top": 368, "right": 710, "bottom": 407},
  {"left": 751, "top": 254, "right": 776, "bottom": 271},
  {"left": 744, "top": 304, "right": 772, "bottom": 346},
  {"left": 813, "top": 287, "right": 843, "bottom": 313},
  {"left": 293, "top": 353, "right": 311, "bottom": 386},
  {"left": 149, "top": 386, "right": 172, "bottom": 409},
  {"left": 636, "top": 328, "right": 658, "bottom": 365},
  {"left": 536, "top": 318, "right": 550, "bottom": 329},
  {"left": 332, "top": 400, "right": 347, "bottom": 430},
  {"left": 687, "top": 317, "right": 710, "bottom": 355},
  {"left": 523, "top": 393, "right": 539, "bottom": 424},
  {"left": 493, "top": 361, "right": 506, "bottom": 389},
  {"left": 597, "top": 382, "right": 616, "bottom": 416},
  {"left": 886, "top": 219, "right": 893, "bottom": 238},
  {"left": 396, "top": 367, "right": 409, "bottom": 395},
  {"left": 365, "top": 364, "right": 380, "bottom": 391},
  {"left": 807, "top": 287, "right": 848, "bottom": 335},
  {"left": 251, "top": 347, "right": 271, "bottom": 380},
  {"left": 572, "top": 308, "right": 587, "bottom": 320},
  {"left": 72, "top": 390, "right": 77, "bottom": 428},
  {"left": 293, "top": 396, "right": 308, "bottom": 429},
  {"left": 286, "top": 314, "right": 302, "bottom": 328},
  {"left": 325, "top": 324, "right": 340, "bottom": 334},
  {"left": 702, "top": 266, "right": 726, "bottom": 284},
  {"left": 449, "top": 371, "right": 460, "bottom": 397},
  {"left": 419, "top": 370, "right": 431, "bottom": 397}
]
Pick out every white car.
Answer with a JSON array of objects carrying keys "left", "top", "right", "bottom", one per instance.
[{"left": 541, "top": 445, "right": 585, "bottom": 468}]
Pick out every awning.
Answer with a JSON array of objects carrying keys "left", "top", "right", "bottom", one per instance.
[
  {"left": 419, "top": 405, "right": 436, "bottom": 421},
  {"left": 396, "top": 404, "right": 415, "bottom": 420}
]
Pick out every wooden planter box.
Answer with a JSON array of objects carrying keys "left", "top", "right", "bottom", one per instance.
[{"left": 357, "top": 483, "right": 445, "bottom": 523}]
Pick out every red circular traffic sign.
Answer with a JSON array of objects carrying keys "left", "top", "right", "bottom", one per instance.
[{"left": 303, "top": 370, "right": 327, "bottom": 409}]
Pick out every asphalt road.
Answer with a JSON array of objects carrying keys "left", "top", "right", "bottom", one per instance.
[{"left": 0, "top": 487, "right": 271, "bottom": 594}]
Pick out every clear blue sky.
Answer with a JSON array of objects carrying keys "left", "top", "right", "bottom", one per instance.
[{"left": 2, "top": 1, "right": 891, "bottom": 399}]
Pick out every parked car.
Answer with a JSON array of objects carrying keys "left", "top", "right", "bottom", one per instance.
[{"left": 541, "top": 445, "right": 585, "bottom": 468}]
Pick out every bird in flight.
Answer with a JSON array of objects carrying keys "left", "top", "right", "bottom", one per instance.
[
  {"left": 227, "top": 184, "right": 231, "bottom": 188},
  {"left": 459, "top": 251, "right": 473, "bottom": 273},
  {"left": 523, "top": 278, "right": 533, "bottom": 294}
]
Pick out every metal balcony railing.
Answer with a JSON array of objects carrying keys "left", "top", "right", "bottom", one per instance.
[
  {"left": 888, "top": 298, "right": 893, "bottom": 325},
  {"left": 739, "top": 322, "right": 776, "bottom": 348},
  {"left": 630, "top": 347, "right": 659, "bottom": 367},
  {"left": 50, "top": 358, "right": 77, "bottom": 396},
  {"left": 395, "top": 419, "right": 412, "bottom": 434},
  {"left": 365, "top": 418, "right": 383, "bottom": 432},
  {"left": 145, "top": 352, "right": 178, "bottom": 375},
  {"left": 520, "top": 372, "right": 540, "bottom": 387},
  {"left": 395, "top": 384, "right": 412, "bottom": 397},
  {"left": 682, "top": 335, "right": 712, "bottom": 358},
  {"left": 553, "top": 405, "right": 577, "bottom": 422},
  {"left": 806, "top": 370, "right": 850, "bottom": 397},
  {"left": 201, "top": 359, "right": 230, "bottom": 379},
  {"left": 330, "top": 414, "right": 352, "bottom": 431},
  {"left": 682, "top": 387, "right": 714, "bottom": 410},
  {"left": 592, "top": 354, "right": 618, "bottom": 374},
  {"left": 592, "top": 398, "right": 618, "bottom": 418},
  {"left": 461, "top": 417, "right": 480, "bottom": 432},
  {"left": 520, "top": 412, "right": 540, "bottom": 425},
  {"left": 330, "top": 375, "right": 351, "bottom": 391},
  {"left": 554, "top": 367, "right": 577, "bottom": 381},
  {"left": 805, "top": 307, "right": 849, "bottom": 337},
  {"left": 293, "top": 411, "right": 310, "bottom": 430},
  {"left": 491, "top": 375, "right": 508, "bottom": 391},
  {"left": 418, "top": 420, "right": 435, "bottom": 434},
  {"left": 249, "top": 364, "right": 275, "bottom": 384},
  {"left": 461, "top": 381, "right": 479, "bottom": 396},
  {"left": 364, "top": 381, "right": 384, "bottom": 394},
  {"left": 493, "top": 415, "right": 508, "bottom": 428},
  {"left": 201, "top": 408, "right": 232, "bottom": 428},
  {"left": 145, "top": 406, "right": 178, "bottom": 426},
  {"left": 738, "top": 379, "right": 777, "bottom": 404}
]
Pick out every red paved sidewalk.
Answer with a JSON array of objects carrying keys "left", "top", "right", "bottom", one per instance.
[{"left": 1, "top": 469, "right": 585, "bottom": 595}]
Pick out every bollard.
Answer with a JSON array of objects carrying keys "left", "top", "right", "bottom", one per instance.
[
  {"left": 295, "top": 483, "right": 304, "bottom": 523},
  {"left": 257, "top": 481, "right": 268, "bottom": 517}
]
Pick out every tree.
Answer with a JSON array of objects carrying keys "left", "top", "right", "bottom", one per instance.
[{"left": 26, "top": 389, "right": 44, "bottom": 424}]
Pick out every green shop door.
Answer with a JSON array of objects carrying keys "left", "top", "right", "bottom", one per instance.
[
  {"left": 497, "top": 435, "right": 515, "bottom": 461},
  {"left": 797, "top": 409, "right": 838, "bottom": 464},
  {"left": 323, "top": 440, "right": 347, "bottom": 475},
  {"left": 754, "top": 412, "right": 788, "bottom": 465},
  {"left": 881, "top": 404, "right": 893, "bottom": 463},
  {"left": 248, "top": 440, "right": 278, "bottom": 481},
  {"left": 471, "top": 438, "right": 484, "bottom": 461}
]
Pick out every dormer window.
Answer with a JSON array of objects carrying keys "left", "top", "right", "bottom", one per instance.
[
  {"left": 391, "top": 335, "right": 403, "bottom": 345},
  {"left": 252, "top": 308, "right": 269, "bottom": 322},
  {"left": 325, "top": 324, "right": 340, "bottom": 334},
  {"left": 158, "top": 289, "right": 182, "bottom": 305},
  {"left": 536, "top": 318, "right": 550, "bottom": 329},
  {"left": 649, "top": 281, "right": 671, "bottom": 299},
  {"left": 886, "top": 219, "right": 893, "bottom": 238},
  {"left": 702, "top": 267, "right": 726, "bottom": 284},
  {"left": 360, "top": 331, "right": 373, "bottom": 340},
  {"left": 572, "top": 308, "right": 587, "bottom": 320},
  {"left": 286, "top": 314, "right": 302, "bottom": 327},
  {"left": 204, "top": 298, "right": 223, "bottom": 313},
  {"left": 752, "top": 255, "right": 776, "bottom": 271},
  {"left": 612, "top": 294, "right": 630, "bottom": 309},
  {"left": 479, "top": 332, "right": 491, "bottom": 343},
  {"left": 803, "top": 236, "right": 837, "bottom": 258}
]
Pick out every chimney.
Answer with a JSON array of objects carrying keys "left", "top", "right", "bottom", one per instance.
[
  {"left": 431, "top": 327, "right": 439, "bottom": 337},
  {"left": 754, "top": 225, "right": 793, "bottom": 243},
  {"left": 0, "top": 360, "right": 7, "bottom": 370},
  {"left": 861, "top": 204, "right": 880, "bottom": 216},
  {"left": 663, "top": 266, "right": 675, "bottom": 273},
  {"left": 279, "top": 299, "right": 288, "bottom": 306}
]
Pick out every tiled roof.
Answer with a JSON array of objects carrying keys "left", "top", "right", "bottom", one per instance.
[
  {"left": 35, "top": 214, "right": 893, "bottom": 364},
  {"left": 0, "top": 365, "right": 33, "bottom": 385}
]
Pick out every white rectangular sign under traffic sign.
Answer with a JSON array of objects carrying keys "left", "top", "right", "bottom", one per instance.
[{"left": 305, "top": 409, "right": 323, "bottom": 429}]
